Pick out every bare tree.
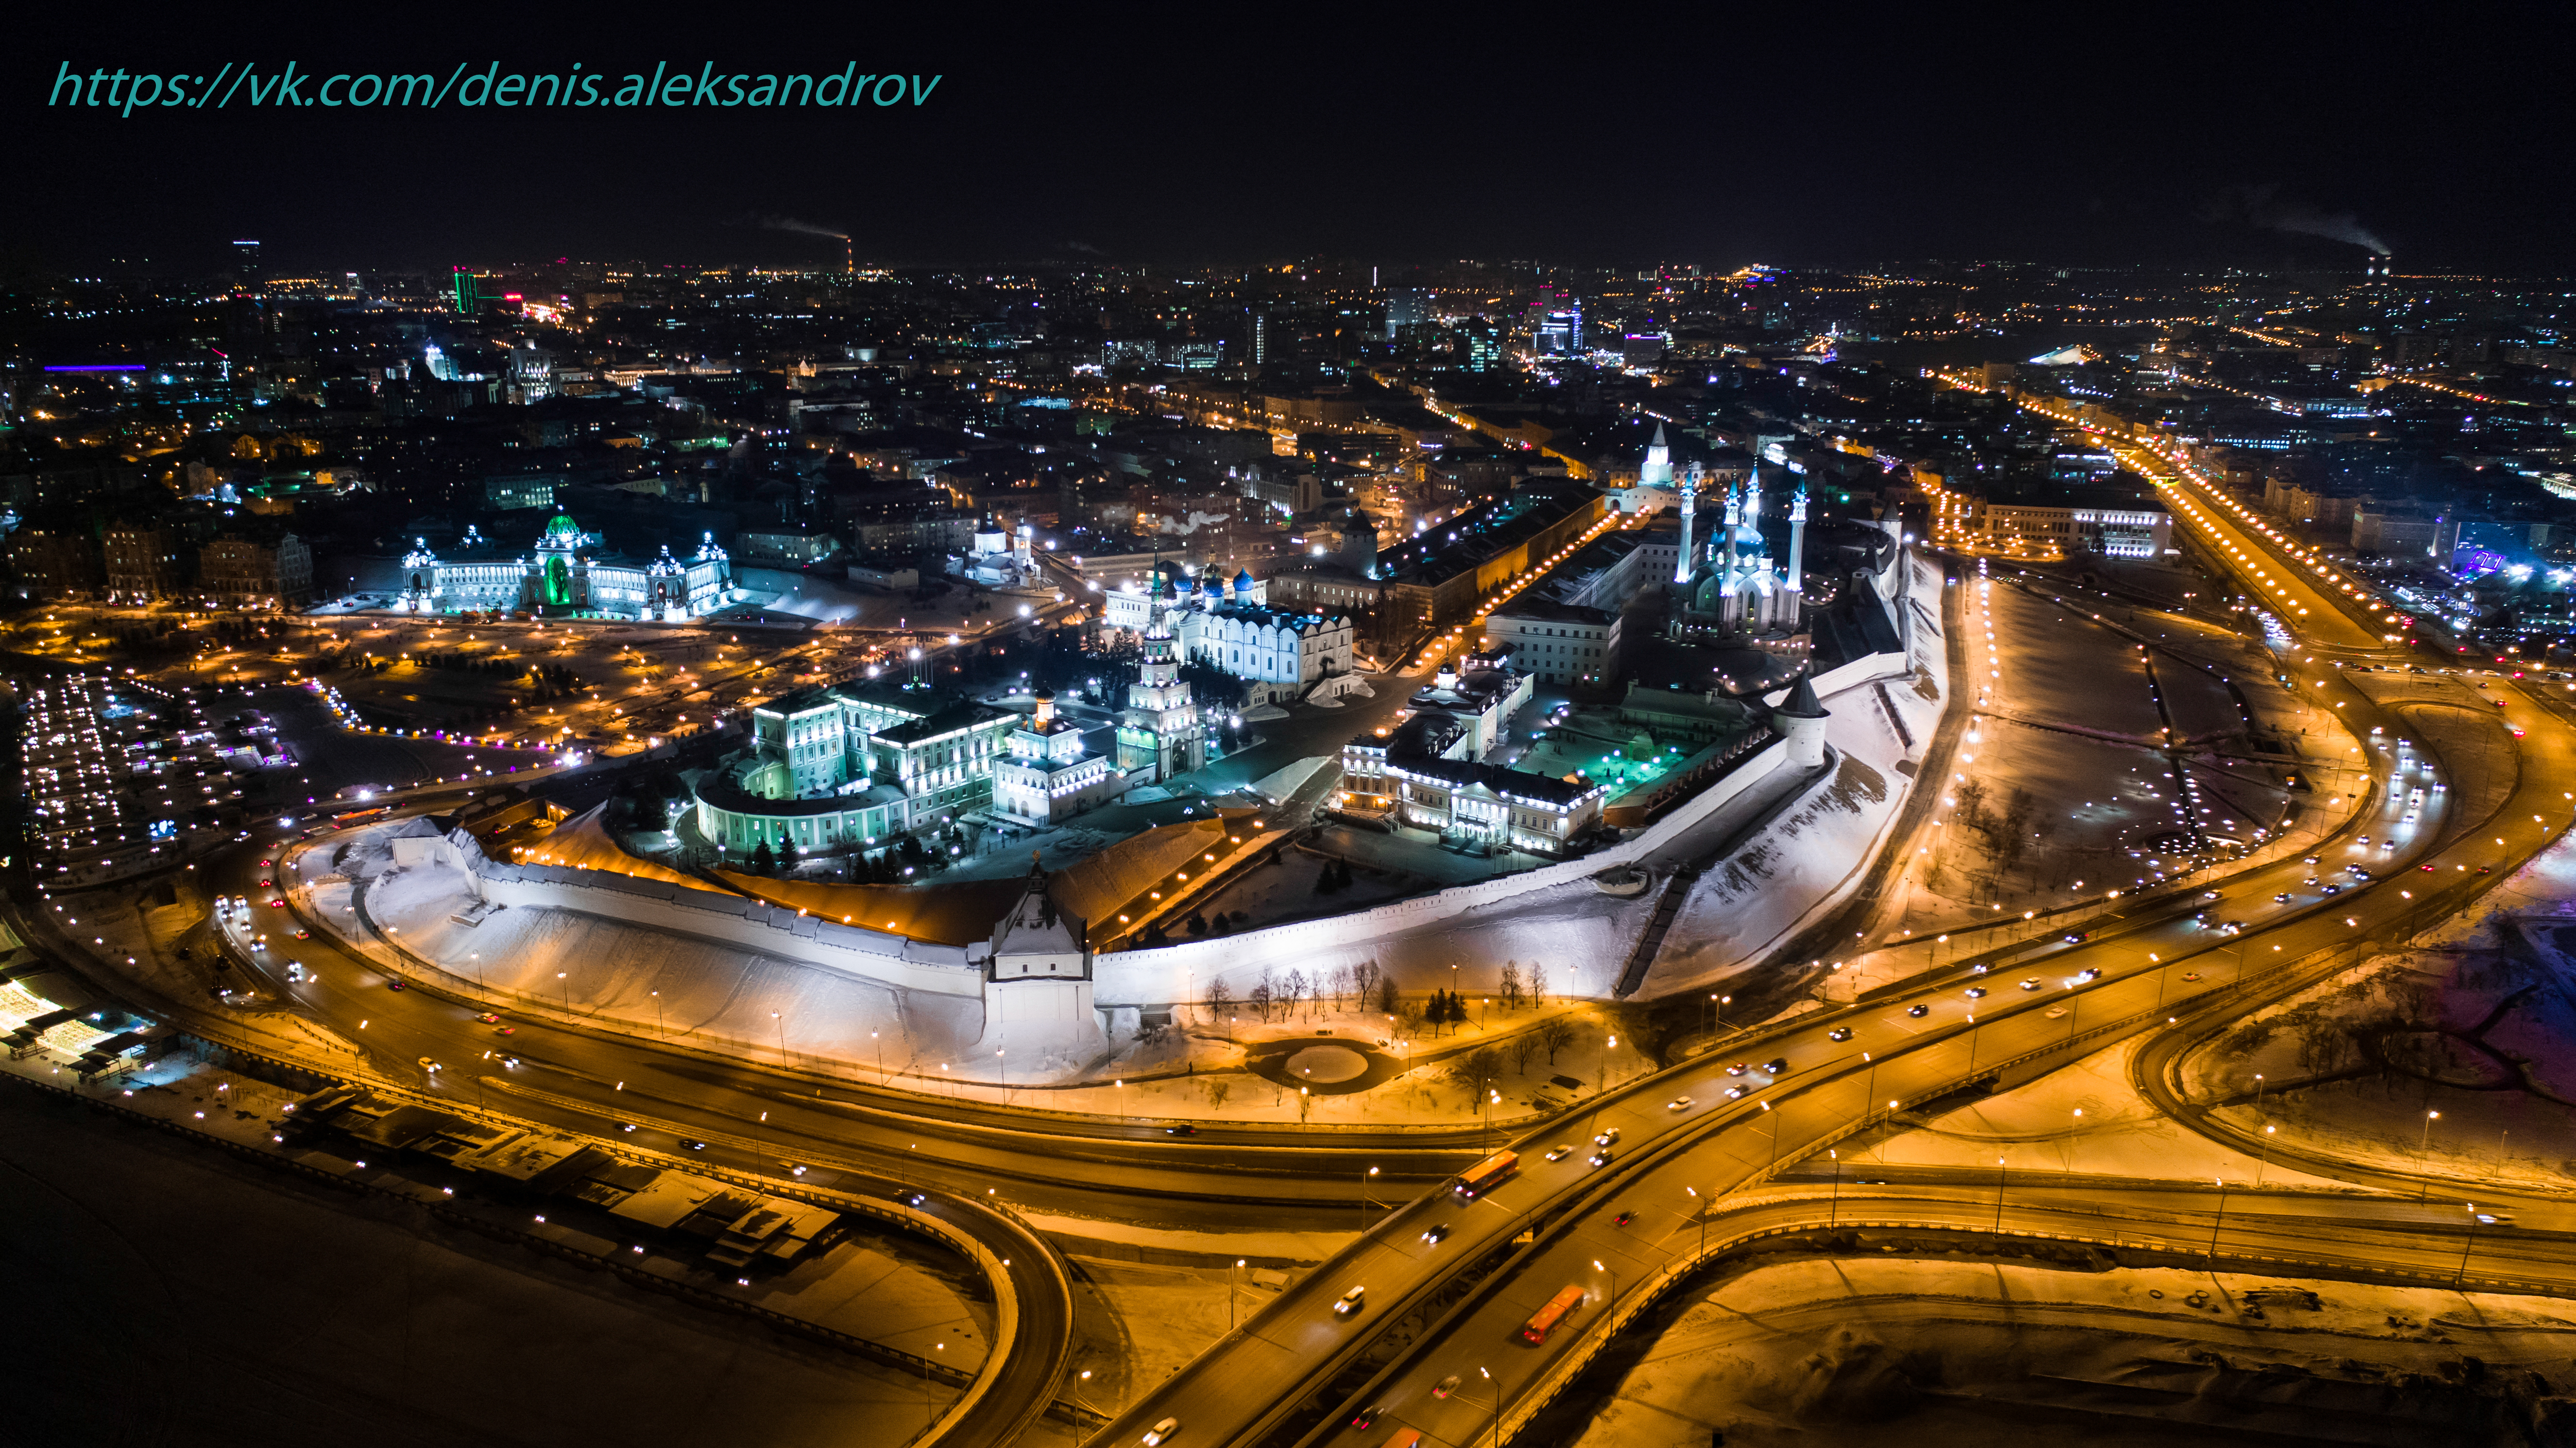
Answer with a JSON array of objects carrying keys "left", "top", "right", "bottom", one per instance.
[
  {"left": 1375, "top": 971, "right": 1400, "bottom": 1016},
  {"left": 1508, "top": 1027, "right": 1541, "bottom": 1077},
  {"left": 1207, "top": 976, "right": 1233, "bottom": 1025},
  {"left": 1539, "top": 1017, "right": 1577, "bottom": 1065},
  {"left": 1529, "top": 964, "right": 1548, "bottom": 1009},
  {"left": 1250, "top": 980, "right": 1274, "bottom": 1021},
  {"left": 1396, "top": 997, "right": 1426, "bottom": 1037},
  {"left": 1994, "top": 786, "right": 2037, "bottom": 882},
  {"left": 1499, "top": 961, "right": 1525, "bottom": 1010},
  {"left": 1954, "top": 776, "right": 1993, "bottom": 839},
  {"left": 1206, "top": 1078, "right": 1231, "bottom": 1111},
  {"left": 1284, "top": 968, "right": 1310, "bottom": 1019},
  {"left": 1447, "top": 1046, "right": 1507, "bottom": 1096}
]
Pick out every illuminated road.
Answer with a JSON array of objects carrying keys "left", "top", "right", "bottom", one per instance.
[
  {"left": 2118, "top": 439, "right": 2386, "bottom": 654},
  {"left": 17, "top": 403, "right": 2569, "bottom": 1447},
  {"left": 9, "top": 795, "right": 1095, "bottom": 1448},
  {"left": 1087, "top": 407, "right": 2576, "bottom": 1446},
  {"left": 174, "top": 820, "right": 1510, "bottom": 1216}
]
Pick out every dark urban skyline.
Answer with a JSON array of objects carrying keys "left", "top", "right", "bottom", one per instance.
[{"left": 10, "top": 5, "right": 2572, "bottom": 277}]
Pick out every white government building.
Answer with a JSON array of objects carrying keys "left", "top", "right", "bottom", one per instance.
[{"left": 398, "top": 514, "right": 741, "bottom": 621}]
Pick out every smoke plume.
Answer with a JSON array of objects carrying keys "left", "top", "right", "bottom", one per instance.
[
  {"left": 2205, "top": 184, "right": 2390, "bottom": 256},
  {"left": 753, "top": 215, "right": 849, "bottom": 241}
]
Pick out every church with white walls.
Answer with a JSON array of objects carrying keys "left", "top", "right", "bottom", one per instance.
[{"left": 1103, "top": 567, "right": 1356, "bottom": 706}]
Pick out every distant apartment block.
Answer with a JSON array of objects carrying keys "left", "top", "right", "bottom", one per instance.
[
  {"left": 200, "top": 532, "right": 314, "bottom": 609},
  {"left": 104, "top": 526, "right": 188, "bottom": 604},
  {"left": 7, "top": 529, "right": 102, "bottom": 600}
]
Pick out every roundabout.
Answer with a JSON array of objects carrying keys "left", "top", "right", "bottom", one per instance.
[{"left": 1241, "top": 1035, "right": 1405, "bottom": 1095}]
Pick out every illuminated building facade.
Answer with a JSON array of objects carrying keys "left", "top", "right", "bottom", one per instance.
[
  {"left": 398, "top": 514, "right": 739, "bottom": 620},
  {"left": 1338, "top": 653, "right": 1602, "bottom": 854},
  {"left": 1103, "top": 568, "right": 1355, "bottom": 706},
  {"left": 693, "top": 682, "right": 1018, "bottom": 858},
  {"left": 1672, "top": 474, "right": 1806, "bottom": 635},
  {"left": 1116, "top": 595, "right": 1205, "bottom": 783},
  {"left": 992, "top": 689, "right": 1119, "bottom": 825}
]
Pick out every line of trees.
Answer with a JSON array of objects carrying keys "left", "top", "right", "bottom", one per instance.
[
  {"left": 736, "top": 829, "right": 941, "bottom": 882},
  {"left": 1932, "top": 777, "right": 2051, "bottom": 890},
  {"left": 1194, "top": 959, "right": 1566, "bottom": 1050},
  {"left": 1205, "top": 960, "right": 1394, "bottom": 1022}
]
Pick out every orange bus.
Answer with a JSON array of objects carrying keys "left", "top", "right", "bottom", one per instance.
[
  {"left": 1454, "top": 1150, "right": 1518, "bottom": 1199},
  {"left": 1520, "top": 1285, "right": 1585, "bottom": 1345}
]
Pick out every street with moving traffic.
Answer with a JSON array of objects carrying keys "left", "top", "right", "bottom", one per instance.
[
  {"left": 1078, "top": 410, "right": 2576, "bottom": 1448},
  {"left": 7, "top": 419, "right": 2571, "bottom": 1448}
]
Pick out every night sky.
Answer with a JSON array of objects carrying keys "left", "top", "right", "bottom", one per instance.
[{"left": 10, "top": 4, "right": 2570, "bottom": 276}]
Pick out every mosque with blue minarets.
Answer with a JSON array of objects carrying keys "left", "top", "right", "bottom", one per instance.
[{"left": 1667, "top": 459, "right": 1809, "bottom": 639}]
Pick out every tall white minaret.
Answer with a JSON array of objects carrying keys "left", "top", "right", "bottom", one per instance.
[
  {"left": 1673, "top": 462, "right": 1699, "bottom": 584},
  {"left": 1720, "top": 481, "right": 1740, "bottom": 580},
  {"left": 1792, "top": 487, "right": 1813, "bottom": 595},
  {"left": 1785, "top": 485, "right": 1809, "bottom": 607}
]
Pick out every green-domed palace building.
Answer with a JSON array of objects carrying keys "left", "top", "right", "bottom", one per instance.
[{"left": 398, "top": 513, "right": 741, "bottom": 621}]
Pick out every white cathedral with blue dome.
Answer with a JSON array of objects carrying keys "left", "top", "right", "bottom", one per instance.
[{"left": 1102, "top": 564, "right": 1357, "bottom": 706}]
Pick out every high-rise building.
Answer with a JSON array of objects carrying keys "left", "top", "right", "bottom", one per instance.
[
  {"left": 232, "top": 239, "right": 261, "bottom": 295},
  {"left": 199, "top": 530, "right": 313, "bottom": 610},
  {"left": 1536, "top": 300, "right": 1583, "bottom": 355},
  {"left": 6, "top": 529, "right": 102, "bottom": 600},
  {"left": 1463, "top": 321, "right": 1500, "bottom": 372},
  {"left": 1385, "top": 287, "right": 1431, "bottom": 340},
  {"left": 104, "top": 526, "right": 188, "bottom": 603}
]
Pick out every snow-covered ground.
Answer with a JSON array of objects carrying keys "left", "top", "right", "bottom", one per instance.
[
  {"left": 1824, "top": 573, "right": 2357, "bottom": 1003},
  {"left": 1639, "top": 609, "right": 1952, "bottom": 998},
  {"left": 1862, "top": 1036, "right": 2354, "bottom": 1191},
  {"left": 308, "top": 815, "right": 1646, "bottom": 1120},
  {"left": 1065, "top": 1254, "right": 1281, "bottom": 1426},
  {"left": 360, "top": 850, "right": 988, "bottom": 1069},
  {"left": 1568, "top": 1255, "right": 2576, "bottom": 1448},
  {"left": 2179, "top": 824, "right": 2576, "bottom": 1195}
]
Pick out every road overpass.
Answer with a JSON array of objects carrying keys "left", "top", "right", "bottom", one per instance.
[{"left": 1086, "top": 449, "right": 2576, "bottom": 1446}]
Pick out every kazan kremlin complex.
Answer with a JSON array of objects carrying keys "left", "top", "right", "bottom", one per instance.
[{"left": 301, "top": 425, "right": 1947, "bottom": 1083}]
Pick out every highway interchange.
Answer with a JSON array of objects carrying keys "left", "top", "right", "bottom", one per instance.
[
  {"left": 12, "top": 425, "right": 2576, "bottom": 1447},
  {"left": 1083, "top": 426, "right": 2576, "bottom": 1447}
]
